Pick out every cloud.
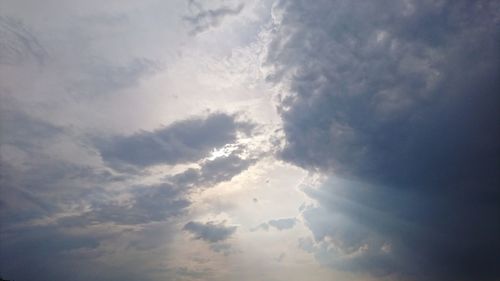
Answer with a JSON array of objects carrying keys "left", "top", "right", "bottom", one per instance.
[
  {"left": 266, "top": 0, "right": 500, "bottom": 280},
  {"left": 183, "top": 221, "right": 237, "bottom": 243},
  {"left": 268, "top": 218, "right": 296, "bottom": 230},
  {"left": 0, "top": 107, "right": 64, "bottom": 152},
  {"left": 27, "top": 151, "right": 255, "bottom": 228},
  {"left": 253, "top": 217, "right": 297, "bottom": 231},
  {"left": 1, "top": 2, "right": 264, "bottom": 281},
  {"left": 73, "top": 150, "right": 256, "bottom": 226},
  {"left": 1, "top": 146, "right": 188, "bottom": 280},
  {"left": 184, "top": 1, "right": 244, "bottom": 35},
  {"left": 0, "top": 109, "right": 255, "bottom": 280},
  {"left": 0, "top": 16, "right": 48, "bottom": 65},
  {"left": 0, "top": 225, "right": 104, "bottom": 281},
  {"left": 299, "top": 180, "right": 413, "bottom": 277},
  {"left": 209, "top": 242, "right": 237, "bottom": 256},
  {"left": 97, "top": 112, "right": 253, "bottom": 169},
  {"left": 170, "top": 153, "right": 256, "bottom": 189},
  {"left": 58, "top": 183, "right": 190, "bottom": 226}
]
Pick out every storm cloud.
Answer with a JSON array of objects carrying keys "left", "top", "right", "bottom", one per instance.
[{"left": 266, "top": 0, "right": 500, "bottom": 280}]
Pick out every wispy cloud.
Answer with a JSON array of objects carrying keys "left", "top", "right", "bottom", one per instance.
[{"left": 0, "top": 16, "right": 48, "bottom": 65}]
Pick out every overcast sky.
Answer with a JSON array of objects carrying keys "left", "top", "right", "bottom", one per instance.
[{"left": 1, "top": 1, "right": 499, "bottom": 281}]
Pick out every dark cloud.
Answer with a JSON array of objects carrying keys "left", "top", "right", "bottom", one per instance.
[
  {"left": 184, "top": 1, "right": 244, "bottom": 35},
  {"left": 1, "top": 110, "right": 255, "bottom": 228},
  {"left": 0, "top": 16, "right": 48, "bottom": 65},
  {"left": 0, "top": 221, "right": 178, "bottom": 281},
  {"left": 183, "top": 221, "right": 237, "bottom": 243},
  {"left": 0, "top": 159, "right": 124, "bottom": 228},
  {"left": 0, "top": 109, "right": 125, "bottom": 227},
  {"left": 98, "top": 112, "right": 253, "bottom": 169},
  {"left": 300, "top": 180, "right": 418, "bottom": 278},
  {"left": 0, "top": 110, "right": 122, "bottom": 227},
  {"left": 266, "top": 0, "right": 500, "bottom": 280},
  {"left": 0, "top": 224, "right": 110, "bottom": 281}
]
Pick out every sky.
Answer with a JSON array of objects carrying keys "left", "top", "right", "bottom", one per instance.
[{"left": 0, "top": 1, "right": 499, "bottom": 281}]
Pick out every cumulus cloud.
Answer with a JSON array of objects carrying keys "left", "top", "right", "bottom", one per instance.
[
  {"left": 183, "top": 221, "right": 237, "bottom": 243},
  {"left": 266, "top": 0, "right": 500, "bottom": 280},
  {"left": 97, "top": 112, "right": 253, "bottom": 169},
  {"left": 268, "top": 0, "right": 500, "bottom": 188},
  {"left": 184, "top": 1, "right": 244, "bottom": 35}
]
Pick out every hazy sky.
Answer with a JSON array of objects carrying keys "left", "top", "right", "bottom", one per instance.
[{"left": 1, "top": 1, "right": 499, "bottom": 281}]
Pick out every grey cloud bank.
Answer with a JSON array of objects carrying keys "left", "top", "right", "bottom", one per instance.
[{"left": 266, "top": 0, "right": 500, "bottom": 280}]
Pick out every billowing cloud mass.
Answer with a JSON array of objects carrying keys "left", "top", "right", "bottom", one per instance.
[{"left": 266, "top": 0, "right": 500, "bottom": 280}]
